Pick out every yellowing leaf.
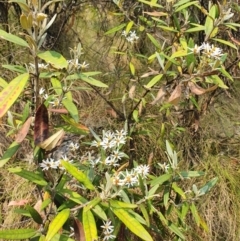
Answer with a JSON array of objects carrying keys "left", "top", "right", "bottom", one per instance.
[
  {"left": 45, "top": 209, "right": 70, "bottom": 241},
  {"left": 39, "top": 129, "right": 65, "bottom": 151},
  {"left": 83, "top": 208, "right": 98, "bottom": 241},
  {"left": 111, "top": 207, "right": 153, "bottom": 241},
  {"left": 0, "top": 73, "right": 29, "bottom": 118}
]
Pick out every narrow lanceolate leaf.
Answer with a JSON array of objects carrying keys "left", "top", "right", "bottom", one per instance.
[
  {"left": 15, "top": 116, "right": 33, "bottom": 143},
  {"left": 34, "top": 104, "right": 49, "bottom": 145},
  {"left": 0, "top": 141, "right": 20, "bottom": 168},
  {"left": 39, "top": 129, "right": 65, "bottom": 151},
  {"left": 83, "top": 208, "right": 98, "bottom": 241},
  {"left": 110, "top": 200, "right": 137, "bottom": 209},
  {"left": 73, "top": 218, "right": 86, "bottom": 241},
  {"left": 26, "top": 204, "right": 43, "bottom": 224},
  {"left": 0, "top": 73, "right": 29, "bottom": 118},
  {"left": 0, "top": 229, "right": 36, "bottom": 239},
  {"left": 150, "top": 173, "right": 171, "bottom": 186},
  {"left": 38, "top": 51, "right": 68, "bottom": 69},
  {"left": 111, "top": 207, "right": 153, "bottom": 241},
  {"left": 45, "top": 209, "right": 70, "bottom": 241},
  {"left": 8, "top": 167, "right": 48, "bottom": 186},
  {"left": 61, "top": 161, "right": 95, "bottom": 190},
  {"left": 84, "top": 197, "right": 101, "bottom": 212},
  {"left": 0, "top": 29, "right": 29, "bottom": 47},
  {"left": 62, "top": 98, "right": 79, "bottom": 123}
]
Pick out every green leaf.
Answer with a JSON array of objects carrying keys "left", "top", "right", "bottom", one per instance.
[
  {"left": 105, "top": 23, "right": 126, "bottom": 35},
  {"left": 138, "top": 0, "right": 163, "bottom": 8},
  {"left": 0, "top": 229, "right": 36, "bottom": 239},
  {"left": 172, "top": 182, "right": 186, "bottom": 199},
  {"left": 8, "top": 167, "right": 48, "bottom": 186},
  {"left": 0, "top": 29, "right": 29, "bottom": 47},
  {"left": 150, "top": 173, "right": 171, "bottom": 186},
  {"left": 9, "top": 0, "right": 30, "bottom": 13},
  {"left": 2, "top": 65, "right": 27, "bottom": 73},
  {"left": 84, "top": 197, "right": 101, "bottom": 212},
  {"left": 83, "top": 208, "right": 98, "bottom": 241},
  {"left": 205, "top": 5, "right": 217, "bottom": 40},
  {"left": 179, "top": 171, "right": 204, "bottom": 178},
  {"left": 0, "top": 73, "right": 29, "bottom": 118},
  {"left": 212, "top": 38, "right": 237, "bottom": 50},
  {"left": 111, "top": 207, "right": 153, "bottom": 241},
  {"left": 139, "top": 203, "right": 150, "bottom": 227},
  {"left": 147, "top": 33, "right": 161, "bottom": 49},
  {"left": 45, "top": 209, "right": 70, "bottom": 241},
  {"left": 168, "top": 221, "right": 185, "bottom": 240},
  {"left": 145, "top": 74, "right": 163, "bottom": 89},
  {"left": 62, "top": 98, "right": 79, "bottom": 123},
  {"left": 92, "top": 205, "right": 108, "bottom": 221},
  {"left": 61, "top": 161, "right": 95, "bottom": 190},
  {"left": 0, "top": 141, "right": 20, "bottom": 168},
  {"left": 163, "top": 186, "right": 170, "bottom": 208},
  {"left": 175, "top": 1, "right": 199, "bottom": 12},
  {"left": 110, "top": 200, "right": 137, "bottom": 209},
  {"left": 129, "top": 62, "right": 135, "bottom": 75},
  {"left": 185, "top": 25, "right": 205, "bottom": 33},
  {"left": 190, "top": 203, "right": 200, "bottom": 226},
  {"left": 26, "top": 205, "right": 43, "bottom": 224},
  {"left": 79, "top": 74, "right": 108, "bottom": 88},
  {"left": 38, "top": 51, "right": 68, "bottom": 69},
  {"left": 199, "top": 177, "right": 218, "bottom": 195},
  {"left": 206, "top": 75, "right": 228, "bottom": 89},
  {"left": 51, "top": 77, "right": 62, "bottom": 95},
  {"left": 126, "top": 21, "right": 134, "bottom": 34}
]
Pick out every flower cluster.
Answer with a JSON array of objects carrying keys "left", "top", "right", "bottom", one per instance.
[
  {"left": 122, "top": 30, "right": 139, "bottom": 43},
  {"left": 91, "top": 129, "right": 127, "bottom": 168},
  {"left": 112, "top": 164, "right": 150, "bottom": 188},
  {"left": 29, "top": 63, "right": 49, "bottom": 71},
  {"left": 39, "top": 142, "right": 79, "bottom": 171},
  {"left": 189, "top": 42, "right": 223, "bottom": 59},
  {"left": 101, "top": 220, "right": 116, "bottom": 241}
]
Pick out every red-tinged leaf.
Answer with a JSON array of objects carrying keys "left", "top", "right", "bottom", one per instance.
[
  {"left": 34, "top": 104, "right": 49, "bottom": 145},
  {"left": 150, "top": 86, "right": 167, "bottom": 105},
  {"left": 0, "top": 73, "right": 29, "bottom": 118},
  {"left": 8, "top": 199, "right": 30, "bottom": 206},
  {"left": 188, "top": 82, "right": 218, "bottom": 95},
  {"left": 74, "top": 218, "right": 86, "bottom": 241},
  {"left": 15, "top": 116, "right": 33, "bottom": 143},
  {"left": 168, "top": 84, "right": 182, "bottom": 105},
  {"left": 48, "top": 108, "right": 69, "bottom": 114}
]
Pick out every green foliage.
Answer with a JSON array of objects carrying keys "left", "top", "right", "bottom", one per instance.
[{"left": 1, "top": 0, "right": 238, "bottom": 240}]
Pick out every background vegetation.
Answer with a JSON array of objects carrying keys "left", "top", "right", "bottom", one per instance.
[{"left": 0, "top": 0, "right": 240, "bottom": 240}]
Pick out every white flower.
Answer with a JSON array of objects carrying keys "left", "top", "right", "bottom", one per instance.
[
  {"left": 201, "top": 43, "right": 223, "bottom": 59},
  {"left": 39, "top": 87, "right": 45, "bottom": 95},
  {"left": 79, "top": 61, "right": 89, "bottom": 69},
  {"left": 158, "top": 162, "right": 170, "bottom": 173},
  {"left": 113, "top": 135, "right": 126, "bottom": 147},
  {"left": 105, "top": 155, "right": 119, "bottom": 167},
  {"left": 91, "top": 140, "right": 101, "bottom": 147},
  {"left": 110, "top": 150, "right": 125, "bottom": 161},
  {"left": 101, "top": 220, "right": 116, "bottom": 241},
  {"left": 69, "top": 142, "right": 79, "bottom": 151},
  {"left": 222, "top": 8, "right": 234, "bottom": 21},
  {"left": 115, "top": 129, "right": 127, "bottom": 137},
  {"left": 112, "top": 174, "right": 121, "bottom": 186},
  {"left": 100, "top": 139, "right": 116, "bottom": 150},
  {"left": 120, "top": 170, "right": 138, "bottom": 187},
  {"left": 188, "top": 44, "right": 203, "bottom": 54},
  {"left": 43, "top": 94, "right": 49, "bottom": 100},
  {"left": 89, "top": 157, "right": 101, "bottom": 167},
  {"left": 39, "top": 158, "right": 58, "bottom": 170},
  {"left": 134, "top": 165, "right": 150, "bottom": 178},
  {"left": 122, "top": 30, "right": 127, "bottom": 37},
  {"left": 101, "top": 220, "right": 114, "bottom": 233},
  {"left": 50, "top": 98, "right": 60, "bottom": 107}
]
